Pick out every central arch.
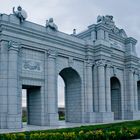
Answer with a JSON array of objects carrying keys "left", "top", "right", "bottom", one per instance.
[
  {"left": 110, "top": 77, "right": 122, "bottom": 120},
  {"left": 58, "top": 67, "right": 82, "bottom": 123}
]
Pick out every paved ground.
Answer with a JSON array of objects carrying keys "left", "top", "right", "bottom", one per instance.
[{"left": 0, "top": 120, "right": 134, "bottom": 134}]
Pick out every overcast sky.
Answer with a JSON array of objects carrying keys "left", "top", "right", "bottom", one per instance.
[
  {"left": 0, "top": 0, "right": 140, "bottom": 52},
  {"left": 1, "top": 0, "right": 140, "bottom": 107}
]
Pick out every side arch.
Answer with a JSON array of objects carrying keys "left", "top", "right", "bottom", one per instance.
[{"left": 110, "top": 77, "right": 122, "bottom": 120}]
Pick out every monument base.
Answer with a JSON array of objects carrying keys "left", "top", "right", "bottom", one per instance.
[
  {"left": 7, "top": 114, "right": 22, "bottom": 129},
  {"left": 124, "top": 111, "right": 140, "bottom": 120},
  {"left": 85, "top": 112, "right": 114, "bottom": 123},
  {"left": 48, "top": 113, "right": 59, "bottom": 126}
]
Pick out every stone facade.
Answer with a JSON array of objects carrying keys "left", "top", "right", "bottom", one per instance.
[{"left": 0, "top": 12, "right": 140, "bottom": 129}]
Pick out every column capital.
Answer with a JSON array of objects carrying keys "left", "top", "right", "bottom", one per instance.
[
  {"left": 85, "top": 59, "right": 93, "bottom": 67},
  {"left": 48, "top": 49, "right": 58, "bottom": 59},
  {"left": 113, "top": 66, "right": 117, "bottom": 76},
  {"left": 95, "top": 59, "right": 106, "bottom": 67},
  {"left": 106, "top": 61, "right": 112, "bottom": 68},
  {"left": 127, "top": 67, "right": 135, "bottom": 73},
  {"left": 8, "top": 41, "right": 21, "bottom": 51}
]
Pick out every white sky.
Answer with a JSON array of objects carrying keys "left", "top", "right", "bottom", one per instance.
[{"left": 1, "top": 0, "right": 140, "bottom": 107}]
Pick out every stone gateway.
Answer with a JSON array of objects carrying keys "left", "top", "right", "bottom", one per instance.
[{"left": 0, "top": 8, "right": 140, "bottom": 129}]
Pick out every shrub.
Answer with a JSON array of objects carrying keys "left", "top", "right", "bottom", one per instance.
[
  {"left": 16, "top": 133, "right": 26, "bottom": 140},
  {"left": 3, "top": 134, "right": 16, "bottom": 140}
]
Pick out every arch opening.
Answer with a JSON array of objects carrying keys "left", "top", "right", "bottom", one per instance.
[
  {"left": 57, "top": 75, "right": 65, "bottom": 120},
  {"left": 110, "top": 77, "right": 122, "bottom": 120},
  {"left": 22, "top": 85, "right": 41, "bottom": 125},
  {"left": 58, "top": 67, "right": 82, "bottom": 123}
]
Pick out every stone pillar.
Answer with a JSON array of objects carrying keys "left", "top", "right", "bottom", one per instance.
[
  {"left": 47, "top": 50, "right": 58, "bottom": 126},
  {"left": 93, "top": 60, "right": 114, "bottom": 122},
  {"left": 0, "top": 41, "right": 8, "bottom": 128},
  {"left": 97, "top": 60, "right": 106, "bottom": 112},
  {"left": 128, "top": 69, "right": 135, "bottom": 111},
  {"left": 85, "top": 60, "right": 94, "bottom": 122},
  {"left": 86, "top": 61, "right": 93, "bottom": 113},
  {"left": 134, "top": 72, "right": 138, "bottom": 111},
  {"left": 93, "top": 64, "right": 98, "bottom": 112},
  {"left": 105, "top": 63, "right": 111, "bottom": 112},
  {"left": 125, "top": 68, "right": 140, "bottom": 120},
  {"left": 7, "top": 41, "right": 22, "bottom": 129}
]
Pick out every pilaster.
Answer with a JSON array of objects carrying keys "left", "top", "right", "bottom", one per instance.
[
  {"left": 96, "top": 60, "right": 106, "bottom": 112},
  {"left": 85, "top": 59, "right": 95, "bottom": 122},
  {"left": 128, "top": 68, "right": 135, "bottom": 112},
  {"left": 7, "top": 41, "right": 22, "bottom": 129},
  {"left": 105, "top": 62, "right": 111, "bottom": 112},
  {"left": 92, "top": 60, "right": 114, "bottom": 123},
  {"left": 47, "top": 49, "right": 58, "bottom": 126},
  {"left": 125, "top": 67, "right": 140, "bottom": 120},
  {"left": 85, "top": 60, "right": 93, "bottom": 112},
  {"left": 134, "top": 71, "right": 138, "bottom": 111},
  {"left": 0, "top": 40, "right": 8, "bottom": 128}
]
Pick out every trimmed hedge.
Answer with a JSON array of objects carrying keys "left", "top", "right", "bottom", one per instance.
[
  {"left": 0, "top": 127, "right": 140, "bottom": 140},
  {"left": 1, "top": 121, "right": 140, "bottom": 140}
]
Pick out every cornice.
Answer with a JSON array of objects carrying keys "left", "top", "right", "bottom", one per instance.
[
  {"left": 0, "top": 21, "right": 85, "bottom": 48},
  {"left": 109, "top": 33, "right": 125, "bottom": 44},
  {"left": 125, "top": 37, "right": 137, "bottom": 45},
  {"left": 0, "top": 27, "right": 86, "bottom": 53},
  {"left": 95, "top": 23, "right": 110, "bottom": 32}
]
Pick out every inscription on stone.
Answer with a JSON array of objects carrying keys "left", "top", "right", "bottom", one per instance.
[{"left": 22, "top": 59, "right": 43, "bottom": 72}]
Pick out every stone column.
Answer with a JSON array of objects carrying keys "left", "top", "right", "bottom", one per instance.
[
  {"left": 47, "top": 50, "right": 58, "bottom": 126},
  {"left": 97, "top": 60, "right": 106, "bottom": 112},
  {"left": 0, "top": 41, "right": 8, "bottom": 128},
  {"left": 105, "top": 63, "right": 111, "bottom": 112},
  {"left": 7, "top": 41, "right": 22, "bottom": 129},
  {"left": 128, "top": 68, "right": 135, "bottom": 111},
  {"left": 86, "top": 60, "right": 93, "bottom": 113},
  {"left": 134, "top": 72, "right": 138, "bottom": 111},
  {"left": 93, "top": 64, "right": 98, "bottom": 112}
]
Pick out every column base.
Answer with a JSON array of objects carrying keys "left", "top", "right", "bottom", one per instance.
[
  {"left": 85, "top": 112, "right": 114, "bottom": 123},
  {"left": 0, "top": 113, "right": 7, "bottom": 129},
  {"left": 124, "top": 111, "right": 140, "bottom": 120},
  {"left": 85, "top": 112, "right": 96, "bottom": 123},
  {"left": 95, "top": 112, "right": 114, "bottom": 123},
  {"left": 48, "top": 113, "right": 58, "bottom": 126},
  {"left": 7, "top": 114, "right": 22, "bottom": 129}
]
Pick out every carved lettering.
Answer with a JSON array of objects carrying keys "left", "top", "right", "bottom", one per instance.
[{"left": 22, "top": 59, "right": 43, "bottom": 72}]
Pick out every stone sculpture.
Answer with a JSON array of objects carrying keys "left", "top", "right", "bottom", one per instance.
[
  {"left": 13, "top": 6, "right": 27, "bottom": 23},
  {"left": 97, "top": 15, "right": 115, "bottom": 27},
  {"left": 46, "top": 18, "right": 58, "bottom": 31},
  {"left": 97, "top": 15, "right": 127, "bottom": 38}
]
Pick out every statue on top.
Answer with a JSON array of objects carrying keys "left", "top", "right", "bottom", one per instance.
[
  {"left": 13, "top": 6, "right": 27, "bottom": 23},
  {"left": 97, "top": 15, "right": 127, "bottom": 38},
  {"left": 97, "top": 15, "right": 115, "bottom": 27},
  {"left": 46, "top": 18, "right": 58, "bottom": 31}
]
